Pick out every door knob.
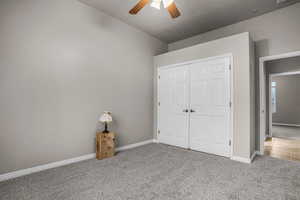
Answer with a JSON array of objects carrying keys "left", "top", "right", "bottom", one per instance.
[
  {"left": 183, "top": 109, "right": 189, "bottom": 113},
  {"left": 190, "top": 109, "right": 195, "bottom": 113}
]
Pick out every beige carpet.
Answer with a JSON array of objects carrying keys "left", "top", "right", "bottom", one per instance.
[{"left": 1, "top": 144, "right": 300, "bottom": 200}]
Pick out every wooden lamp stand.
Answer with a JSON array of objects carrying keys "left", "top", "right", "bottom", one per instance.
[{"left": 96, "top": 132, "right": 115, "bottom": 160}]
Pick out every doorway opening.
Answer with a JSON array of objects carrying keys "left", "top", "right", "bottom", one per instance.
[{"left": 259, "top": 52, "right": 300, "bottom": 162}]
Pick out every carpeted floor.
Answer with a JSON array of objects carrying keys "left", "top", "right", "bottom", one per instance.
[
  {"left": 272, "top": 125, "right": 300, "bottom": 140},
  {"left": 1, "top": 144, "right": 300, "bottom": 200}
]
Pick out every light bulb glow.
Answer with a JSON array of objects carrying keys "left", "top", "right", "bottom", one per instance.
[
  {"left": 162, "top": 0, "right": 174, "bottom": 8},
  {"left": 151, "top": 0, "right": 161, "bottom": 9}
]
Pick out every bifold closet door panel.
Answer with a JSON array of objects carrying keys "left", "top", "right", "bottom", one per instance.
[
  {"left": 189, "top": 58, "right": 231, "bottom": 157},
  {"left": 158, "top": 66, "right": 189, "bottom": 148}
]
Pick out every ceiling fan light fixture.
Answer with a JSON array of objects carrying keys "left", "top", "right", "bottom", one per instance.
[
  {"left": 162, "top": 0, "right": 174, "bottom": 8},
  {"left": 151, "top": 0, "right": 161, "bottom": 9},
  {"left": 129, "top": 0, "right": 180, "bottom": 19}
]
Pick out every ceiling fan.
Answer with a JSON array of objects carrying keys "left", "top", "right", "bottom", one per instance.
[{"left": 129, "top": 0, "right": 181, "bottom": 19}]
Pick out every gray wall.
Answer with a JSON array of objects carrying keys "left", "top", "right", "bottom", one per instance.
[
  {"left": 0, "top": 0, "right": 167, "bottom": 174},
  {"left": 154, "top": 32, "right": 255, "bottom": 160},
  {"left": 272, "top": 75, "right": 300, "bottom": 125},
  {"left": 168, "top": 3, "right": 300, "bottom": 54},
  {"left": 168, "top": 3, "right": 300, "bottom": 151},
  {"left": 249, "top": 37, "right": 256, "bottom": 156}
]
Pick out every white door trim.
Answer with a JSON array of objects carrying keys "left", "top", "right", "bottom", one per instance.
[
  {"left": 259, "top": 50, "right": 300, "bottom": 155},
  {"left": 268, "top": 74, "right": 273, "bottom": 138},
  {"left": 158, "top": 53, "right": 233, "bottom": 70},
  {"left": 270, "top": 70, "right": 300, "bottom": 77},
  {"left": 157, "top": 53, "right": 234, "bottom": 158}
]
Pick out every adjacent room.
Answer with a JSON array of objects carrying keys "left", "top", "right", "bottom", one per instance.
[
  {"left": 263, "top": 56, "right": 300, "bottom": 161},
  {"left": 1, "top": 0, "right": 300, "bottom": 199},
  {"left": 271, "top": 74, "right": 300, "bottom": 140}
]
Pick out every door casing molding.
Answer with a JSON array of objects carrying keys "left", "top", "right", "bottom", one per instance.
[{"left": 259, "top": 50, "right": 300, "bottom": 155}]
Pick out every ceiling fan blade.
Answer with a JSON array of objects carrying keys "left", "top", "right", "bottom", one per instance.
[
  {"left": 167, "top": 2, "right": 181, "bottom": 18},
  {"left": 129, "top": 0, "right": 150, "bottom": 15}
]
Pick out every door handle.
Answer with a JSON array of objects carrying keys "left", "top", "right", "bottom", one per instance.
[
  {"left": 190, "top": 109, "right": 196, "bottom": 113},
  {"left": 183, "top": 109, "right": 189, "bottom": 113}
]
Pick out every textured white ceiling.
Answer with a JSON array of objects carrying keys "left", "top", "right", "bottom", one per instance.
[{"left": 80, "top": 0, "right": 300, "bottom": 43}]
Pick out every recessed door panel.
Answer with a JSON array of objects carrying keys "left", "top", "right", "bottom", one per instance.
[
  {"left": 158, "top": 66, "right": 189, "bottom": 148},
  {"left": 189, "top": 58, "right": 231, "bottom": 157}
]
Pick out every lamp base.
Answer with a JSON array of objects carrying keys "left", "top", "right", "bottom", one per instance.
[{"left": 102, "top": 122, "right": 109, "bottom": 133}]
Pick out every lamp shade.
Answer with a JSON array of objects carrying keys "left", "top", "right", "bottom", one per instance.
[{"left": 99, "top": 112, "right": 113, "bottom": 123}]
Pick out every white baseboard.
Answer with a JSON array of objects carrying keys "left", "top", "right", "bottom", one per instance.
[
  {"left": 256, "top": 151, "right": 264, "bottom": 156},
  {"left": 250, "top": 151, "right": 258, "bottom": 162},
  {"left": 152, "top": 139, "right": 158, "bottom": 143},
  {"left": 231, "top": 151, "right": 258, "bottom": 164},
  {"left": 115, "top": 139, "right": 153, "bottom": 151},
  {"left": 273, "top": 123, "right": 300, "bottom": 127},
  {"left": 0, "top": 153, "right": 96, "bottom": 183},
  {"left": 0, "top": 139, "right": 154, "bottom": 182},
  {"left": 231, "top": 156, "right": 251, "bottom": 164}
]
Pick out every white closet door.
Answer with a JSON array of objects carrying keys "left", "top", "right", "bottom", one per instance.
[
  {"left": 158, "top": 66, "right": 189, "bottom": 148},
  {"left": 189, "top": 58, "right": 231, "bottom": 157}
]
